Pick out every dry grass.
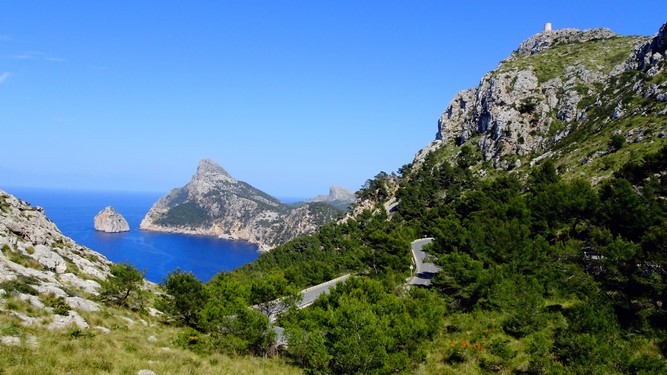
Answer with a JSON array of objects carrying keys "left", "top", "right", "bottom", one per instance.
[{"left": 0, "top": 304, "right": 301, "bottom": 374}]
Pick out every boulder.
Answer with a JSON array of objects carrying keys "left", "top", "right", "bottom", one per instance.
[
  {"left": 65, "top": 296, "right": 100, "bottom": 312},
  {"left": 48, "top": 310, "right": 89, "bottom": 330},
  {"left": 0, "top": 336, "right": 21, "bottom": 346},
  {"left": 94, "top": 206, "right": 130, "bottom": 233},
  {"left": 18, "top": 293, "right": 45, "bottom": 309},
  {"left": 31, "top": 245, "right": 67, "bottom": 274},
  {"left": 59, "top": 273, "right": 101, "bottom": 295},
  {"left": 95, "top": 326, "right": 111, "bottom": 334}
]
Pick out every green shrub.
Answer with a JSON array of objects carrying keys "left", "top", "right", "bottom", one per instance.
[
  {"left": 43, "top": 293, "right": 71, "bottom": 315},
  {"left": 69, "top": 328, "right": 95, "bottom": 339},
  {"left": 0, "top": 275, "right": 39, "bottom": 295},
  {"left": 158, "top": 268, "right": 207, "bottom": 328},
  {"left": 608, "top": 134, "right": 626, "bottom": 151},
  {"left": 175, "top": 326, "right": 212, "bottom": 355},
  {"left": 99, "top": 262, "right": 145, "bottom": 309}
]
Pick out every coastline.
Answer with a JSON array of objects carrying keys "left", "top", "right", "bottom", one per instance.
[
  {"left": 2, "top": 187, "right": 261, "bottom": 282},
  {"left": 138, "top": 223, "right": 268, "bottom": 253}
]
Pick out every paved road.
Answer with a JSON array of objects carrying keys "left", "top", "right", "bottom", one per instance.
[
  {"left": 269, "top": 274, "right": 351, "bottom": 345},
  {"left": 262, "top": 273, "right": 352, "bottom": 323},
  {"left": 298, "top": 273, "right": 351, "bottom": 308},
  {"left": 409, "top": 237, "right": 439, "bottom": 286},
  {"left": 272, "top": 239, "right": 438, "bottom": 346}
]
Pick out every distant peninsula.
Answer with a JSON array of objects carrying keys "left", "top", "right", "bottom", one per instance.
[{"left": 140, "top": 159, "right": 344, "bottom": 251}]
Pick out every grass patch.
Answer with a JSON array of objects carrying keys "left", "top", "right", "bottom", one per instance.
[
  {"left": 1, "top": 246, "right": 43, "bottom": 270},
  {"left": 0, "top": 198, "right": 10, "bottom": 213},
  {"left": 499, "top": 36, "right": 646, "bottom": 83},
  {"left": 0, "top": 307, "right": 301, "bottom": 375},
  {"left": 0, "top": 275, "right": 40, "bottom": 296},
  {"left": 60, "top": 255, "right": 81, "bottom": 276},
  {"left": 42, "top": 293, "right": 71, "bottom": 315}
]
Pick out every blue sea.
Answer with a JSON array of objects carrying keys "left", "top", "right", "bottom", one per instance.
[{"left": 2, "top": 187, "right": 260, "bottom": 283}]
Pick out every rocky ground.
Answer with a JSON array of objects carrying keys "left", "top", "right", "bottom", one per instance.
[
  {"left": 412, "top": 23, "right": 666, "bottom": 176},
  {"left": 0, "top": 188, "right": 297, "bottom": 374},
  {"left": 0, "top": 189, "right": 115, "bottom": 338}
]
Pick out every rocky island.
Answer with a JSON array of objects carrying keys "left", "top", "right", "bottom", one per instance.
[
  {"left": 93, "top": 206, "right": 130, "bottom": 233},
  {"left": 140, "top": 159, "right": 343, "bottom": 251}
]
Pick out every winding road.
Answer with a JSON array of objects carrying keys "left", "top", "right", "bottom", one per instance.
[
  {"left": 262, "top": 273, "right": 351, "bottom": 323},
  {"left": 269, "top": 238, "right": 439, "bottom": 345},
  {"left": 408, "top": 237, "right": 439, "bottom": 286},
  {"left": 269, "top": 274, "right": 351, "bottom": 345},
  {"left": 298, "top": 274, "right": 351, "bottom": 308}
]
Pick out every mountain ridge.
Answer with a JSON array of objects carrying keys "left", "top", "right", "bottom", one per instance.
[
  {"left": 140, "top": 159, "right": 343, "bottom": 251},
  {"left": 408, "top": 23, "right": 666, "bottom": 181}
]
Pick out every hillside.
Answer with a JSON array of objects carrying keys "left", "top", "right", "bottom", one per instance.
[
  {"left": 218, "top": 23, "right": 667, "bottom": 373},
  {"left": 411, "top": 24, "right": 666, "bottom": 184},
  {"left": 140, "top": 159, "right": 343, "bottom": 251},
  {"left": 0, "top": 189, "right": 298, "bottom": 374},
  {"left": 3, "top": 22, "right": 666, "bottom": 375}
]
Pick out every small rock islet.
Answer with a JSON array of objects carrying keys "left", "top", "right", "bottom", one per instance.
[{"left": 94, "top": 206, "right": 130, "bottom": 233}]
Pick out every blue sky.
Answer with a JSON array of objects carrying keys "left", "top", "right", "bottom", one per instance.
[{"left": 1, "top": 1, "right": 665, "bottom": 198}]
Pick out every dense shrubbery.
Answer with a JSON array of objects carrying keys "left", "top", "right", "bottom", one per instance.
[
  {"left": 281, "top": 277, "right": 445, "bottom": 373},
  {"left": 158, "top": 146, "right": 667, "bottom": 373},
  {"left": 418, "top": 150, "right": 667, "bottom": 373},
  {"left": 157, "top": 269, "right": 279, "bottom": 356},
  {"left": 155, "top": 201, "right": 210, "bottom": 226}
]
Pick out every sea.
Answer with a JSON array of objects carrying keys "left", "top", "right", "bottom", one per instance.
[{"left": 2, "top": 187, "right": 261, "bottom": 283}]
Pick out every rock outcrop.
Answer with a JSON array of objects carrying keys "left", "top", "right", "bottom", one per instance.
[
  {"left": 94, "top": 206, "right": 130, "bottom": 233},
  {"left": 510, "top": 27, "right": 617, "bottom": 58},
  {"left": 414, "top": 23, "right": 667, "bottom": 173},
  {"left": 623, "top": 22, "right": 667, "bottom": 72},
  {"left": 140, "top": 159, "right": 342, "bottom": 251},
  {"left": 0, "top": 188, "right": 112, "bottom": 330}
]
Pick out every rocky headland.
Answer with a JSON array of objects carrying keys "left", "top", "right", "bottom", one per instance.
[
  {"left": 140, "top": 159, "right": 343, "bottom": 251},
  {"left": 412, "top": 23, "right": 667, "bottom": 175},
  {"left": 94, "top": 206, "right": 130, "bottom": 233}
]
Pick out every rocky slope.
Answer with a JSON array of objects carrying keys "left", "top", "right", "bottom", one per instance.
[
  {"left": 140, "top": 159, "right": 342, "bottom": 251},
  {"left": 0, "top": 188, "right": 285, "bottom": 374},
  {"left": 94, "top": 206, "right": 130, "bottom": 233},
  {"left": 0, "top": 188, "right": 111, "bottom": 333},
  {"left": 412, "top": 22, "right": 666, "bottom": 178}
]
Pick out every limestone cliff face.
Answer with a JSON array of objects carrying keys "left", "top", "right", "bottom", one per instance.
[
  {"left": 0, "top": 188, "right": 112, "bottom": 330},
  {"left": 417, "top": 25, "right": 660, "bottom": 170},
  {"left": 94, "top": 206, "right": 130, "bottom": 233},
  {"left": 140, "top": 159, "right": 342, "bottom": 251}
]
